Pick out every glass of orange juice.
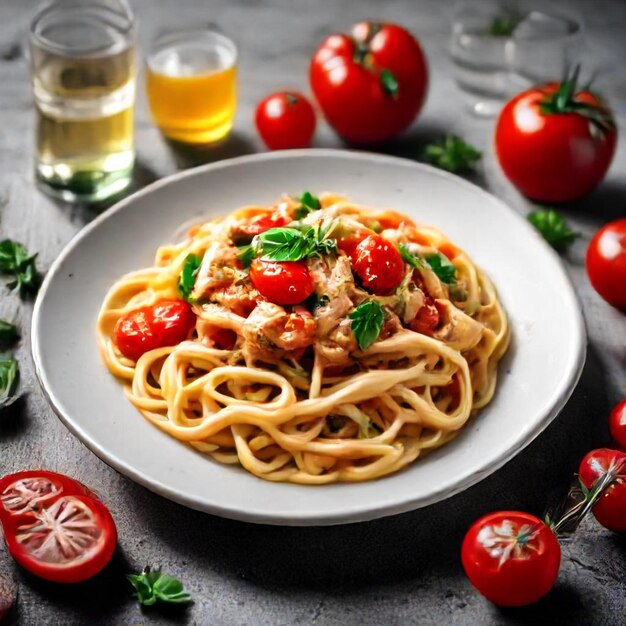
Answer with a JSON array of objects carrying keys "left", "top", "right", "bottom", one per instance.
[{"left": 146, "top": 29, "right": 237, "bottom": 144}]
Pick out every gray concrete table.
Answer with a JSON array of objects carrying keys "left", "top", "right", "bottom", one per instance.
[{"left": 1, "top": 0, "right": 625, "bottom": 624}]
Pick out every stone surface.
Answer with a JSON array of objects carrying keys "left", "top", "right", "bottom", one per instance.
[{"left": 1, "top": 0, "right": 625, "bottom": 624}]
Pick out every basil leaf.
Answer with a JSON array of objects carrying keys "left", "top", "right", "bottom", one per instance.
[
  {"left": 424, "top": 253, "right": 457, "bottom": 284},
  {"left": 0, "top": 240, "right": 42, "bottom": 298},
  {"left": 348, "top": 300, "right": 385, "bottom": 351},
  {"left": 256, "top": 225, "right": 337, "bottom": 262},
  {"left": 397, "top": 244, "right": 423, "bottom": 269},
  {"left": 0, "top": 358, "right": 19, "bottom": 409},
  {"left": 0, "top": 319, "right": 19, "bottom": 350},
  {"left": 128, "top": 567, "right": 192, "bottom": 606},
  {"left": 177, "top": 254, "right": 202, "bottom": 301},
  {"left": 294, "top": 191, "right": 321, "bottom": 219},
  {"left": 237, "top": 245, "right": 255, "bottom": 269},
  {"left": 423, "top": 136, "right": 482, "bottom": 174},
  {"left": 527, "top": 209, "right": 580, "bottom": 252}
]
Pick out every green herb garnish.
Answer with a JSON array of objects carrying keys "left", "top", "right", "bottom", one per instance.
[
  {"left": 254, "top": 223, "right": 337, "bottom": 262},
  {"left": 237, "top": 245, "right": 255, "bottom": 269},
  {"left": 397, "top": 244, "right": 423, "bottom": 270},
  {"left": 294, "top": 191, "right": 321, "bottom": 219},
  {"left": 0, "top": 320, "right": 19, "bottom": 350},
  {"left": 527, "top": 209, "right": 580, "bottom": 252},
  {"left": 177, "top": 254, "right": 202, "bottom": 301},
  {"left": 487, "top": 9, "right": 525, "bottom": 37},
  {"left": 424, "top": 253, "right": 457, "bottom": 284},
  {"left": 0, "top": 357, "right": 19, "bottom": 409},
  {"left": 0, "top": 240, "right": 42, "bottom": 298},
  {"left": 127, "top": 567, "right": 192, "bottom": 606},
  {"left": 348, "top": 300, "right": 385, "bottom": 351},
  {"left": 423, "top": 136, "right": 482, "bottom": 174}
]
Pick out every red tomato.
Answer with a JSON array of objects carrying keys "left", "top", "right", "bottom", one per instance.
[
  {"left": 350, "top": 234, "right": 404, "bottom": 294},
  {"left": 255, "top": 92, "right": 316, "bottom": 150},
  {"left": 462, "top": 511, "right": 561, "bottom": 607},
  {"left": 579, "top": 448, "right": 626, "bottom": 532},
  {"left": 495, "top": 81, "right": 616, "bottom": 202},
  {"left": 0, "top": 470, "right": 117, "bottom": 583},
  {"left": 249, "top": 259, "right": 314, "bottom": 305},
  {"left": 310, "top": 21, "right": 428, "bottom": 144},
  {"left": 609, "top": 400, "right": 626, "bottom": 450},
  {"left": 585, "top": 219, "right": 626, "bottom": 310},
  {"left": 232, "top": 210, "right": 291, "bottom": 242},
  {"left": 114, "top": 299, "right": 196, "bottom": 361},
  {"left": 409, "top": 297, "right": 441, "bottom": 335}
]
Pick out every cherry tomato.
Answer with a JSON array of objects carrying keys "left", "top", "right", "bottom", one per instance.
[
  {"left": 255, "top": 92, "right": 316, "bottom": 150},
  {"left": 310, "top": 21, "right": 428, "bottom": 144},
  {"left": 350, "top": 234, "right": 404, "bottom": 295},
  {"left": 585, "top": 218, "right": 626, "bottom": 310},
  {"left": 609, "top": 400, "right": 626, "bottom": 450},
  {"left": 0, "top": 470, "right": 117, "bottom": 583},
  {"left": 249, "top": 259, "right": 314, "bottom": 305},
  {"left": 579, "top": 448, "right": 626, "bottom": 532},
  {"left": 462, "top": 511, "right": 561, "bottom": 606},
  {"left": 495, "top": 80, "right": 616, "bottom": 202},
  {"left": 232, "top": 209, "right": 291, "bottom": 243},
  {"left": 114, "top": 299, "right": 196, "bottom": 361},
  {"left": 409, "top": 297, "right": 441, "bottom": 335}
]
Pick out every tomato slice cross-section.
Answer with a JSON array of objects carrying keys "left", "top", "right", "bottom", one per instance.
[{"left": 1, "top": 477, "right": 62, "bottom": 515}]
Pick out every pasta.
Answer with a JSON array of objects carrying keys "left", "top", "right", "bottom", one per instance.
[{"left": 97, "top": 194, "right": 510, "bottom": 484}]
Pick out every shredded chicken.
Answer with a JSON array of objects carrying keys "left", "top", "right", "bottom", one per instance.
[
  {"left": 434, "top": 300, "right": 484, "bottom": 351},
  {"left": 242, "top": 302, "right": 315, "bottom": 362}
]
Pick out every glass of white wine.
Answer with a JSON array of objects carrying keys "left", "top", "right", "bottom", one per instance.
[{"left": 29, "top": 0, "right": 136, "bottom": 203}]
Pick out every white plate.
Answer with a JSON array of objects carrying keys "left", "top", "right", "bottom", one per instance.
[{"left": 32, "top": 150, "right": 585, "bottom": 526}]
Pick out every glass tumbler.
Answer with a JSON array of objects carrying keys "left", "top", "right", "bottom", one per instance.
[
  {"left": 450, "top": 2, "right": 583, "bottom": 117},
  {"left": 29, "top": 0, "right": 136, "bottom": 203},
  {"left": 145, "top": 29, "right": 238, "bottom": 145}
]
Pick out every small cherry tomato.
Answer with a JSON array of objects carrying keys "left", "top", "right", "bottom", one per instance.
[
  {"left": 232, "top": 209, "right": 291, "bottom": 243},
  {"left": 114, "top": 299, "right": 196, "bottom": 361},
  {"left": 585, "top": 218, "right": 626, "bottom": 310},
  {"left": 609, "top": 400, "right": 626, "bottom": 450},
  {"left": 462, "top": 511, "right": 561, "bottom": 607},
  {"left": 249, "top": 259, "right": 314, "bottom": 305},
  {"left": 350, "top": 234, "right": 404, "bottom": 295},
  {"left": 409, "top": 297, "right": 441, "bottom": 335},
  {"left": 310, "top": 21, "right": 428, "bottom": 143},
  {"left": 579, "top": 448, "right": 626, "bottom": 532},
  {"left": 495, "top": 77, "right": 617, "bottom": 202},
  {"left": 255, "top": 92, "right": 316, "bottom": 150},
  {"left": 0, "top": 470, "right": 117, "bottom": 583}
]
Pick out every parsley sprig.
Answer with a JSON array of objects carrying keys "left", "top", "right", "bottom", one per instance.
[
  {"left": 294, "top": 191, "right": 321, "bottom": 219},
  {"left": 0, "top": 240, "right": 42, "bottom": 298},
  {"left": 348, "top": 300, "right": 385, "bottom": 351},
  {"left": 527, "top": 209, "right": 580, "bottom": 252},
  {"left": 424, "top": 253, "right": 457, "bottom": 284},
  {"left": 239, "top": 223, "right": 338, "bottom": 268},
  {"left": 0, "top": 319, "right": 19, "bottom": 350},
  {"left": 487, "top": 9, "right": 525, "bottom": 37},
  {"left": 398, "top": 245, "right": 457, "bottom": 284},
  {"left": 128, "top": 567, "right": 192, "bottom": 606},
  {"left": 0, "top": 357, "right": 19, "bottom": 409},
  {"left": 177, "top": 254, "right": 202, "bottom": 301},
  {"left": 423, "top": 136, "right": 482, "bottom": 174}
]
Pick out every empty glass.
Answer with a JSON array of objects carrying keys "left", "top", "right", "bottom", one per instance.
[{"left": 450, "top": 3, "right": 583, "bottom": 116}]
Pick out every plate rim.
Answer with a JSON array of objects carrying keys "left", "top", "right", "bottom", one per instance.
[{"left": 31, "top": 148, "right": 587, "bottom": 526}]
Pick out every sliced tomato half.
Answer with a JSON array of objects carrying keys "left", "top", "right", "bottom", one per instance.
[{"left": 0, "top": 471, "right": 117, "bottom": 583}]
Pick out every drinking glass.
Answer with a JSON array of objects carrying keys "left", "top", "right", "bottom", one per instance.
[
  {"left": 29, "top": 0, "right": 136, "bottom": 202},
  {"left": 450, "top": 2, "right": 583, "bottom": 116},
  {"left": 146, "top": 29, "right": 238, "bottom": 144}
]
